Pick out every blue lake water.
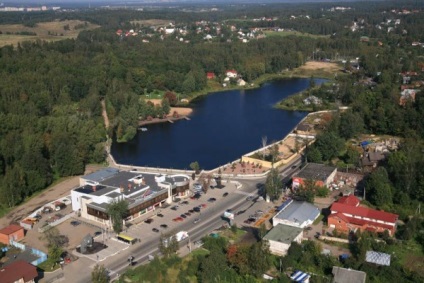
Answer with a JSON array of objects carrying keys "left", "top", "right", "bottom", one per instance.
[{"left": 111, "top": 78, "right": 326, "bottom": 169}]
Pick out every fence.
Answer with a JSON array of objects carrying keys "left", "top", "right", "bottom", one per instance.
[
  {"left": 9, "top": 240, "right": 48, "bottom": 266},
  {"left": 38, "top": 213, "right": 74, "bottom": 233}
]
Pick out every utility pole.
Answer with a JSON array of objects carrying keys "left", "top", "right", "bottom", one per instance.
[{"left": 363, "top": 187, "right": 366, "bottom": 200}]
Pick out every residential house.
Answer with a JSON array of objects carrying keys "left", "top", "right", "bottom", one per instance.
[
  {"left": 0, "top": 260, "right": 38, "bottom": 283},
  {"left": 399, "top": 89, "right": 417, "bottom": 106},
  {"left": 332, "top": 266, "right": 366, "bottom": 283},
  {"left": 237, "top": 78, "right": 246, "bottom": 86},
  {"left": 360, "top": 151, "right": 386, "bottom": 168},
  {"left": 206, "top": 72, "right": 215, "bottom": 80},
  {"left": 328, "top": 195, "right": 398, "bottom": 236},
  {"left": 0, "top": 224, "right": 25, "bottom": 244},
  {"left": 226, "top": 70, "right": 238, "bottom": 78},
  {"left": 263, "top": 224, "right": 303, "bottom": 256}
]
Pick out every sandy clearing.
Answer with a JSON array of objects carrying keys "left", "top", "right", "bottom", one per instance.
[
  {"left": 298, "top": 61, "right": 340, "bottom": 72},
  {"left": 146, "top": 98, "right": 193, "bottom": 116}
]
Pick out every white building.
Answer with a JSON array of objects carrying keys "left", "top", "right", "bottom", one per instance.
[
  {"left": 263, "top": 224, "right": 303, "bottom": 256},
  {"left": 71, "top": 168, "right": 190, "bottom": 226},
  {"left": 272, "top": 200, "right": 320, "bottom": 228}
]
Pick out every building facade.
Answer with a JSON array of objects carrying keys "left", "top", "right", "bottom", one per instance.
[
  {"left": 0, "top": 224, "right": 25, "bottom": 245},
  {"left": 292, "top": 163, "right": 337, "bottom": 189},
  {"left": 71, "top": 168, "right": 190, "bottom": 226}
]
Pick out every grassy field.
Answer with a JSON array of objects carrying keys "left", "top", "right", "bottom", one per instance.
[
  {"left": 264, "top": 30, "right": 329, "bottom": 39},
  {"left": 0, "top": 20, "right": 100, "bottom": 47},
  {"left": 130, "top": 19, "right": 173, "bottom": 27}
]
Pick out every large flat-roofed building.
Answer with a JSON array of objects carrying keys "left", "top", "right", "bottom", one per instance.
[
  {"left": 263, "top": 224, "right": 303, "bottom": 256},
  {"left": 71, "top": 168, "right": 190, "bottom": 225},
  {"left": 272, "top": 200, "right": 320, "bottom": 228},
  {"left": 292, "top": 163, "right": 337, "bottom": 189}
]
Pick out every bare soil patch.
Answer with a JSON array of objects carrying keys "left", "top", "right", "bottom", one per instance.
[
  {"left": 146, "top": 98, "right": 193, "bottom": 116},
  {"left": 0, "top": 20, "right": 100, "bottom": 47},
  {"left": 298, "top": 61, "right": 340, "bottom": 72}
]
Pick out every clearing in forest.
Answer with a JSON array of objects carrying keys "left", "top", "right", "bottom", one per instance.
[{"left": 0, "top": 20, "right": 100, "bottom": 47}]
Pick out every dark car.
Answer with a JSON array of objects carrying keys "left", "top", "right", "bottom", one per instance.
[
  {"left": 160, "top": 224, "right": 168, "bottom": 229},
  {"left": 194, "top": 193, "right": 202, "bottom": 199},
  {"left": 70, "top": 221, "right": 80, "bottom": 227},
  {"left": 223, "top": 192, "right": 229, "bottom": 197},
  {"left": 208, "top": 198, "right": 216, "bottom": 202},
  {"left": 188, "top": 209, "right": 194, "bottom": 213},
  {"left": 193, "top": 207, "right": 201, "bottom": 212},
  {"left": 152, "top": 228, "right": 159, "bottom": 233},
  {"left": 94, "top": 231, "right": 102, "bottom": 236},
  {"left": 185, "top": 212, "right": 191, "bottom": 216},
  {"left": 144, "top": 218, "right": 154, "bottom": 224},
  {"left": 171, "top": 206, "right": 179, "bottom": 211},
  {"left": 157, "top": 213, "right": 164, "bottom": 217},
  {"left": 180, "top": 214, "right": 187, "bottom": 219},
  {"left": 181, "top": 201, "right": 189, "bottom": 205}
]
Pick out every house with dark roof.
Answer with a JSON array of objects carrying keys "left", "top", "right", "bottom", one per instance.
[
  {"left": 328, "top": 195, "right": 398, "bottom": 236},
  {"left": 0, "top": 260, "right": 38, "bottom": 283},
  {"left": 72, "top": 168, "right": 190, "bottom": 226},
  {"left": 292, "top": 163, "right": 337, "bottom": 189},
  {"left": 0, "top": 224, "right": 25, "bottom": 245},
  {"left": 332, "top": 266, "right": 366, "bottom": 283},
  {"left": 263, "top": 224, "right": 303, "bottom": 256}
]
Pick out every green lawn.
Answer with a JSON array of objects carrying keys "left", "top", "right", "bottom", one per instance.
[{"left": 264, "top": 30, "right": 329, "bottom": 39}]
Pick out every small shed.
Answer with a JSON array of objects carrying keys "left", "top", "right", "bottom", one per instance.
[
  {"left": 0, "top": 224, "right": 25, "bottom": 244},
  {"left": 20, "top": 218, "right": 37, "bottom": 230}
]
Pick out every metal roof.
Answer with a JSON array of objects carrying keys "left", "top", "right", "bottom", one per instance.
[
  {"left": 274, "top": 201, "right": 320, "bottom": 224},
  {"left": 332, "top": 266, "right": 366, "bottom": 283},
  {"left": 365, "top": 251, "right": 391, "bottom": 266},
  {"left": 82, "top": 168, "right": 119, "bottom": 182}
]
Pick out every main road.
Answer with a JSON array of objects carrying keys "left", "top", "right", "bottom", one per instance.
[{"left": 64, "top": 155, "right": 302, "bottom": 283}]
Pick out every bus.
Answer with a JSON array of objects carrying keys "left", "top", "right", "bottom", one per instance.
[{"left": 117, "top": 234, "right": 138, "bottom": 245}]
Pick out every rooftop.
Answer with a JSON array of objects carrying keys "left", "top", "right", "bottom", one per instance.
[
  {"left": 263, "top": 224, "right": 303, "bottom": 244},
  {"left": 294, "top": 163, "right": 336, "bottom": 181},
  {"left": 274, "top": 201, "right": 320, "bottom": 224},
  {"left": 0, "top": 260, "right": 38, "bottom": 283},
  {"left": 332, "top": 266, "right": 366, "bottom": 283},
  {"left": 331, "top": 202, "right": 398, "bottom": 223},
  {"left": 0, "top": 224, "right": 23, "bottom": 235},
  {"left": 337, "top": 195, "right": 360, "bottom": 207},
  {"left": 82, "top": 167, "right": 119, "bottom": 183},
  {"left": 365, "top": 251, "right": 391, "bottom": 266},
  {"left": 74, "top": 185, "right": 116, "bottom": 197}
]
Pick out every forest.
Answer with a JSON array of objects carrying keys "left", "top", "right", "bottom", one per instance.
[{"left": 0, "top": 0, "right": 424, "bottom": 282}]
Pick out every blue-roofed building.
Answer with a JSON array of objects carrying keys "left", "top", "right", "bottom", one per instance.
[
  {"left": 71, "top": 168, "right": 190, "bottom": 226},
  {"left": 272, "top": 200, "right": 320, "bottom": 228},
  {"left": 290, "top": 270, "right": 310, "bottom": 283}
]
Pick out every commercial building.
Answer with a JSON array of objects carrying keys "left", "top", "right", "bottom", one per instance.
[
  {"left": 332, "top": 266, "right": 366, "bottom": 283},
  {"left": 328, "top": 195, "right": 398, "bottom": 236},
  {"left": 0, "top": 260, "right": 38, "bottom": 283},
  {"left": 0, "top": 224, "right": 25, "bottom": 245},
  {"left": 272, "top": 200, "right": 320, "bottom": 228},
  {"left": 292, "top": 163, "right": 337, "bottom": 189},
  {"left": 263, "top": 224, "right": 303, "bottom": 256},
  {"left": 71, "top": 168, "right": 190, "bottom": 225}
]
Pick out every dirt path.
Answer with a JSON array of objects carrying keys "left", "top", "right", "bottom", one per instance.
[
  {"left": 101, "top": 99, "right": 110, "bottom": 129},
  {"left": 0, "top": 164, "right": 105, "bottom": 228}
]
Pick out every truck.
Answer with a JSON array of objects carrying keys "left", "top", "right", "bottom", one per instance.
[{"left": 163, "top": 231, "right": 189, "bottom": 247}]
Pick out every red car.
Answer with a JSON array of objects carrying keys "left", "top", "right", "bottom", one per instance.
[
  {"left": 173, "top": 217, "right": 184, "bottom": 222},
  {"left": 201, "top": 203, "right": 207, "bottom": 208}
]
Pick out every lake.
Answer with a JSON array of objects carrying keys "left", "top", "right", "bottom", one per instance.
[{"left": 111, "top": 78, "right": 326, "bottom": 170}]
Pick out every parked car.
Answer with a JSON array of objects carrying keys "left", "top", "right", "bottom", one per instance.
[
  {"left": 173, "top": 217, "right": 184, "bottom": 222},
  {"left": 94, "top": 231, "right": 102, "bottom": 236},
  {"left": 70, "top": 221, "right": 80, "bottom": 227},
  {"left": 185, "top": 212, "right": 191, "bottom": 216},
  {"left": 193, "top": 207, "right": 201, "bottom": 212},
  {"left": 160, "top": 224, "right": 168, "bottom": 229},
  {"left": 152, "top": 228, "right": 159, "bottom": 233},
  {"left": 201, "top": 203, "right": 207, "bottom": 208},
  {"left": 171, "top": 206, "right": 179, "bottom": 210},
  {"left": 180, "top": 201, "right": 189, "bottom": 205},
  {"left": 188, "top": 209, "right": 194, "bottom": 213},
  {"left": 223, "top": 192, "right": 229, "bottom": 197},
  {"left": 208, "top": 198, "right": 216, "bottom": 202},
  {"left": 157, "top": 213, "right": 164, "bottom": 217},
  {"left": 246, "top": 196, "right": 254, "bottom": 201},
  {"left": 180, "top": 214, "right": 187, "bottom": 219},
  {"left": 144, "top": 219, "right": 154, "bottom": 224},
  {"left": 255, "top": 210, "right": 264, "bottom": 215}
]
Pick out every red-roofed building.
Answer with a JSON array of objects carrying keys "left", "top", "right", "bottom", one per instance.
[
  {"left": 0, "top": 260, "right": 38, "bottom": 283},
  {"left": 328, "top": 196, "right": 398, "bottom": 236},
  {"left": 337, "top": 194, "right": 360, "bottom": 207},
  {"left": 206, "top": 72, "right": 215, "bottom": 80},
  {"left": 0, "top": 224, "right": 25, "bottom": 244}
]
